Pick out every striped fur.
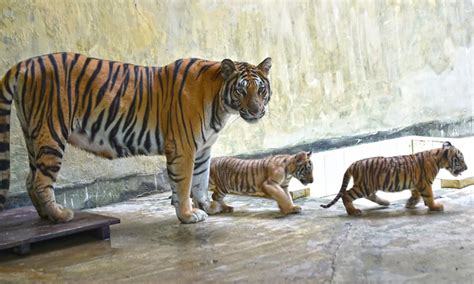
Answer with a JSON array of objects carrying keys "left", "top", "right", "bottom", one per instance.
[
  {"left": 321, "top": 142, "right": 468, "bottom": 215},
  {"left": 0, "top": 52, "right": 273, "bottom": 223},
  {"left": 207, "top": 151, "right": 313, "bottom": 215}
]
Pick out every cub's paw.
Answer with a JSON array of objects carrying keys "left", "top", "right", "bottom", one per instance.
[
  {"left": 179, "top": 208, "right": 208, "bottom": 224},
  {"left": 405, "top": 201, "right": 418, "bottom": 209},
  {"left": 346, "top": 208, "right": 362, "bottom": 216},
  {"left": 405, "top": 197, "right": 420, "bottom": 209},
  {"left": 281, "top": 206, "right": 302, "bottom": 215},
  {"left": 291, "top": 206, "right": 302, "bottom": 214},
  {"left": 221, "top": 205, "right": 234, "bottom": 213},
  {"left": 428, "top": 203, "right": 444, "bottom": 212}
]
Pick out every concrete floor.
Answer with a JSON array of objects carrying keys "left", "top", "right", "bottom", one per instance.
[{"left": 0, "top": 186, "right": 473, "bottom": 283}]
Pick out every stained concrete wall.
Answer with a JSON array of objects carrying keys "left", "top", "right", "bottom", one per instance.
[{"left": 0, "top": 0, "right": 473, "bottom": 196}]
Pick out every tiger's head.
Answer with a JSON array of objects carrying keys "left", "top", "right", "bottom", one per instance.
[
  {"left": 292, "top": 151, "right": 314, "bottom": 186},
  {"left": 442, "top": 141, "right": 468, "bottom": 177},
  {"left": 220, "top": 57, "right": 272, "bottom": 123}
]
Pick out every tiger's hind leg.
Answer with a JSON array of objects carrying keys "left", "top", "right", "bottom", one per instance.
[
  {"left": 22, "top": 136, "right": 48, "bottom": 218},
  {"left": 26, "top": 167, "right": 48, "bottom": 219},
  {"left": 405, "top": 189, "right": 421, "bottom": 209},
  {"left": 31, "top": 135, "right": 73, "bottom": 223},
  {"left": 366, "top": 192, "right": 390, "bottom": 206},
  {"left": 207, "top": 191, "right": 233, "bottom": 215},
  {"left": 342, "top": 186, "right": 365, "bottom": 216}
]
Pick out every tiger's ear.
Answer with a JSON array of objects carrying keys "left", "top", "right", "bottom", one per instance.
[
  {"left": 295, "top": 151, "right": 307, "bottom": 165},
  {"left": 257, "top": 57, "right": 272, "bottom": 76},
  {"left": 307, "top": 150, "right": 312, "bottom": 157},
  {"left": 220, "top": 59, "right": 236, "bottom": 80},
  {"left": 443, "top": 141, "right": 452, "bottom": 148}
]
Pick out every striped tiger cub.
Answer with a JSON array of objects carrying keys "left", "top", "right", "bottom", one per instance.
[
  {"left": 206, "top": 151, "right": 313, "bottom": 215},
  {"left": 321, "top": 142, "right": 467, "bottom": 215},
  {"left": 0, "top": 53, "right": 273, "bottom": 223}
]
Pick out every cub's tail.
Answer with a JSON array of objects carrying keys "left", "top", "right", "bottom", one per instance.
[
  {"left": 0, "top": 71, "right": 14, "bottom": 210},
  {"left": 320, "top": 169, "right": 351, "bottom": 209}
]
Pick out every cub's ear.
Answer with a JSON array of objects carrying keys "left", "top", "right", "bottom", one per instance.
[
  {"left": 295, "top": 151, "right": 307, "bottom": 165},
  {"left": 220, "top": 59, "right": 236, "bottom": 80},
  {"left": 257, "top": 57, "right": 272, "bottom": 76},
  {"left": 442, "top": 141, "right": 452, "bottom": 148},
  {"left": 307, "top": 150, "right": 312, "bottom": 157}
]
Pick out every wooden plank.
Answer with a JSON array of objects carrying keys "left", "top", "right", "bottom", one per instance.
[
  {"left": 0, "top": 206, "right": 120, "bottom": 253},
  {"left": 441, "top": 176, "right": 474, "bottom": 189},
  {"left": 290, "top": 188, "right": 311, "bottom": 200}
]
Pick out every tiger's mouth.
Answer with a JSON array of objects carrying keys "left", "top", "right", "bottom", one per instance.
[
  {"left": 449, "top": 168, "right": 465, "bottom": 177},
  {"left": 240, "top": 109, "right": 266, "bottom": 123},
  {"left": 299, "top": 179, "right": 313, "bottom": 186}
]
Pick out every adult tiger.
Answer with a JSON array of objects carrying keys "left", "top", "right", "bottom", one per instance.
[
  {"left": 0, "top": 53, "right": 272, "bottom": 223},
  {"left": 207, "top": 151, "right": 313, "bottom": 215},
  {"left": 320, "top": 142, "right": 467, "bottom": 215}
]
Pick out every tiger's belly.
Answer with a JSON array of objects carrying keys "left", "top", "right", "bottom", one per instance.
[
  {"left": 227, "top": 185, "right": 267, "bottom": 197},
  {"left": 68, "top": 130, "right": 117, "bottom": 159}
]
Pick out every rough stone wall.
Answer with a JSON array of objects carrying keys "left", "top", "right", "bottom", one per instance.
[{"left": 0, "top": 0, "right": 472, "bottom": 195}]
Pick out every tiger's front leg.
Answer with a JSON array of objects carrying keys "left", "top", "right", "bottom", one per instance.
[
  {"left": 419, "top": 184, "right": 444, "bottom": 212},
  {"left": 262, "top": 179, "right": 301, "bottom": 215},
  {"left": 165, "top": 144, "right": 208, "bottom": 224},
  {"left": 190, "top": 148, "right": 212, "bottom": 213}
]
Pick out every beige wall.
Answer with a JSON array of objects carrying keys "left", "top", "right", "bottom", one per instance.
[{"left": 1, "top": 0, "right": 473, "bottom": 193}]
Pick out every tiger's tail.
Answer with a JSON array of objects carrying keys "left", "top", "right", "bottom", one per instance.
[
  {"left": 0, "top": 71, "right": 13, "bottom": 210},
  {"left": 320, "top": 168, "right": 352, "bottom": 209}
]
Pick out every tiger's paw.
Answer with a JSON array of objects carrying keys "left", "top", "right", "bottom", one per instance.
[
  {"left": 405, "top": 196, "right": 421, "bottom": 209},
  {"left": 221, "top": 205, "right": 234, "bottom": 213},
  {"left": 428, "top": 203, "right": 444, "bottom": 212},
  {"left": 346, "top": 208, "right": 362, "bottom": 216},
  {"left": 281, "top": 205, "right": 302, "bottom": 215},
  {"left": 405, "top": 201, "right": 418, "bottom": 209},
  {"left": 48, "top": 205, "right": 74, "bottom": 223},
  {"left": 179, "top": 208, "right": 208, "bottom": 224},
  {"left": 291, "top": 205, "right": 302, "bottom": 214}
]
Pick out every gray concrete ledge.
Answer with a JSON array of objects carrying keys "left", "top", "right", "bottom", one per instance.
[
  {"left": 236, "top": 117, "right": 474, "bottom": 159},
  {"left": 4, "top": 171, "right": 171, "bottom": 210}
]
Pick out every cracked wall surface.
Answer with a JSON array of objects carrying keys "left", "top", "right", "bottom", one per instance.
[{"left": 0, "top": 0, "right": 473, "bottom": 195}]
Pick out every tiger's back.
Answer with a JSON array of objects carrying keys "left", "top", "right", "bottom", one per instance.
[
  {"left": 209, "top": 156, "right": 283, "bottom": 197},
  {"left": 348, "top": 153, "right": 430, "bottom": 193},
  {"left": 7, "top": 53, "right": 223, "bottom": 159}
]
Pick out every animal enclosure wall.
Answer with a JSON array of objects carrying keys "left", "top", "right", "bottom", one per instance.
[{"left": 0, "top": 0, "right": 472, "bottom": 195}]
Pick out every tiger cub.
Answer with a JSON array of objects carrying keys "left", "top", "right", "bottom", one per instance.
[
  {"left": 206, "top": 151, "right": 313, "bottom": 215},
  {"left": 321, "top": 141, "right": 467, "bottom": 215}
]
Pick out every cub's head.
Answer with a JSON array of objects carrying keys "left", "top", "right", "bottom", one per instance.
[
  {"left": 442, "top": 141, "right": 468, "bottom": 176},
  {"left": 220, "top": 57, "right": 272, "bottom": 123},
  {"left": 292, "top": 151, "right": 314, "bottom": 186}
]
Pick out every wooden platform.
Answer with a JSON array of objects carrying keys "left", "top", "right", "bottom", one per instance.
[{"left": 0, "top": 206, "right": 120, "bottom": 255}]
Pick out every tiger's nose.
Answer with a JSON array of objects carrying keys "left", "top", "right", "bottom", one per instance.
[{"left": 248, "top": 101, "right": 260, "bottom": 116}]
